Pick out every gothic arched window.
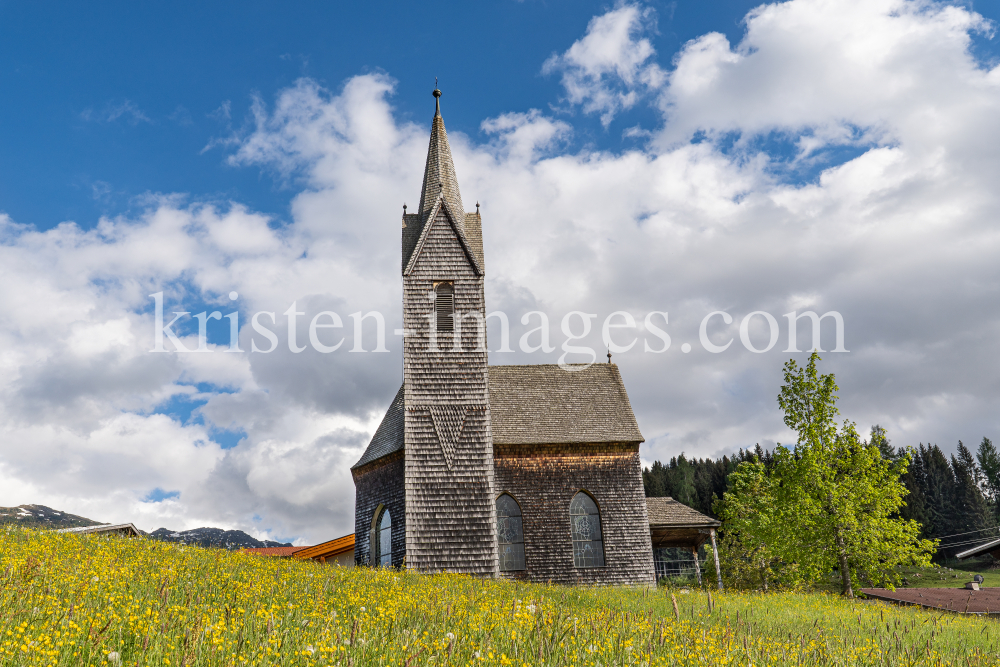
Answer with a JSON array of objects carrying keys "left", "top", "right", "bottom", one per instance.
[
  {"left": 496, "top": 493, "right": 525, "bottom": 571},
  {"left": 570, "top": 492, "right": 604, "bottom": 568},
  {"left": 375, "top": 508, "right": 392, "bottom": 566},
  {"left": 435, "top": 282, "right": 454, "bottom": 332}
]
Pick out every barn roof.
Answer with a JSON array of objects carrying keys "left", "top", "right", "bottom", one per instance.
[
  {"left": 489, "top": 364, "right": 644, "bottom": 445},
  {"left": 352, "top": 364, "right": 643, "bottom": 471},
  {"left": 56, "top": 522, "right": 141, "bottom": 537},
  {"left": 293, "top": 533, "right": 356, "bottom": 562},
  {"left": 956, "top": 536, "right": 1000, "bottom": 560},
  {"left": 239, "top": 546, "right": 309, "bottom": 557}
]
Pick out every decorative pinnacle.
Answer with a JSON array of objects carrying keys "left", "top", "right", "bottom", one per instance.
[
  {"left": 433, "top": 80, "right": 442, "bottom": 116},
  {"left": 403, "top": 203, "right": 407, "bottom": 212},
  {"left": 607, "top": 348, "right": 612, "bottom": 364}
]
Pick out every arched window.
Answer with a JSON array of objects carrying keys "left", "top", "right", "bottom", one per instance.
[
  {"left": 496, "top": 493, "right": 525, "bottom": 571},
  {"left": 570, "top": 492, "right": 604, "bottom": 568},
  {"left": 375, "top": 508, "right": 392, "bottom": 566},
  {"left": 435, "top": 282, "right": 454, "bottom": 332}
]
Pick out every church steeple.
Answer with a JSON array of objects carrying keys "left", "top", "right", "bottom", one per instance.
[
  {"left": 417, "top": 87, "right": 465, "bottom": 224},
  {"left": 398, "top": 86, "right": 497, "bottom": 577}
]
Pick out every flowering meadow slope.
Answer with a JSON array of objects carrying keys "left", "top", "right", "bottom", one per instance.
[{"left": 0, "top": 528, "right": 995, "bottom": 666}]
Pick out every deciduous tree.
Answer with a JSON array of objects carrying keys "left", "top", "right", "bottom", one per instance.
[{"left": 719, "top": 352, "right": 934, "bottom": 596}]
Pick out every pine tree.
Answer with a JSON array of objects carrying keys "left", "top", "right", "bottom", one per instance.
[
  {"left": 949, "top": 441, "right": 996, "bottom": 557},
  {"left": 671, "top": 455, "right": 697, "bottom": 507},
  {"left": 898, "top": 445, "right": 929, "bottom": 535},
  {"left": 922, "top": 444, "right": 958, "bottom": 544},
  {"left": 642, "top": 461, "right": 667, "bottom": 498},
  {"left": 872, "top": 424, "right": 896, "bottom": 460},
  {"left": 976, "top": 437, "right": 1000, "bottom": 522}
]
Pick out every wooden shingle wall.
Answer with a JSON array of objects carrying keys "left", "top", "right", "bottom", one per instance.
[
  {"left": 494, "top": 442, "right": 655, "bottom": 585},
  {"left": 403, "top": 208, "right": 498, "bottom": 576},
  {"left": 352, "top": 450, "right": 406, "bottom": 567}
]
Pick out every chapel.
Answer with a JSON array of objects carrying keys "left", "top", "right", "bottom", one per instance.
[{"left": 350, "top": 89, "right": 656, "bottom": 585}]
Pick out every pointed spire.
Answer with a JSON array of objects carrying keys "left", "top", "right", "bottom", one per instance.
[{"left": 417, "top": 86, "right": 465, "bottom": 223}]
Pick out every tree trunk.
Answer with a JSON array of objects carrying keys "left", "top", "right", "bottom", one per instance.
[{"left": 835, "top": 531, "right": 853, "bottom": 598}]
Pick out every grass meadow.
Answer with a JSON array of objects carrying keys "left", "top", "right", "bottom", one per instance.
[{"left": 1, "top": 527, "right": 998, "bottom": 666}]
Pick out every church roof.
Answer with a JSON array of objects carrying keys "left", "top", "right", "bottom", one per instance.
[
  {"left": 352, "top": 364, "right": 644, "bottom": 471},
  {"left": 645, "top": 497, "right": 720, "bottom": 528},
  {"left": 418, "top": 95, "right": 465, "bottom": 224},
  {"left": 489, "top": 364, "right": 644, "bottom": 445}
]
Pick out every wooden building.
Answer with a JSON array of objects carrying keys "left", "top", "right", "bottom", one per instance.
[
  {"left": 351, "top": 89, "right": 655, "bottom": 585},
  {"left": 647, "top": 497, "right": 722, "bottom": 589},
  {"left": 294, "top": 533, "right": 356, "bottom": 566},
  {"left": 239, "top": 534, "right": 355, "bottom": 566},
  {"left": 57, "top": 523, "right": 141, "bottom": 537},
  {"left": 239, "top": 546, "right": 308, "bottom": 558}
]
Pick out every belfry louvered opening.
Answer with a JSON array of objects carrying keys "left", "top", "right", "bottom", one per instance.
[{"left": 435, "top": 281, "right": 454, "bottom": 333}]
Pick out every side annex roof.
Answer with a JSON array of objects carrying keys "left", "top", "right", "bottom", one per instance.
[
  {"left": 645, "top": 497, "right": 720, "bottom": 528},
  {"left": 351, "top": 385, "right": 404, "bottom": 471}
]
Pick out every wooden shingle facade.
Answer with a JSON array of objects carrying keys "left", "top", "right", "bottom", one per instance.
[{"left": 350, "top": 90, "right": 654, "bottom": 585}]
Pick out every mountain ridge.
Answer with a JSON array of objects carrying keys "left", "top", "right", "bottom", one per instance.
[{"left": 0, "top": 504, "right": 292, "bottom": 550}]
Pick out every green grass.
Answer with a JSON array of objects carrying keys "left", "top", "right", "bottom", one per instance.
[
  {"left": 3, "top": 527, "right": 999, "bottom": 666},
  {"left": 891, "top": 557, "right": 997, "bottom": 588}
]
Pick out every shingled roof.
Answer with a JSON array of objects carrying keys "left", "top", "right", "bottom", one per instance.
[
  {"left": 401, "top": 93, "right": 484, "bottom": 274},
  {"left": 418, "top": 94, "right": 464, "bottom": 224},
  {"left": 351, "top": 385, "right": 404, "bottom": 471},
  {"left": 489, "top": 364, "right": 643, "bottom": 445},
  {"left": 646, "top": 497, "right": 720, "bottom": 528},
  {"left": 352, "top": 364, "right": 644, "bottom": 469}
]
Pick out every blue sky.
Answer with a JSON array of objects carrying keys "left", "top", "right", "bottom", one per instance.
[
  {"left": 0, "top": 0, "right": 841, "bottom": 229},
  {"left": 3, "top": 0, "right": 1000, "bottom": 542}
]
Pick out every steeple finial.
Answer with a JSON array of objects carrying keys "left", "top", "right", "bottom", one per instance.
[
  {"left": 417, "top": 82, "right": 464, "bottom": 220},
  {"left": 433, "top": 79, "right": 441, "bottom": 117}
]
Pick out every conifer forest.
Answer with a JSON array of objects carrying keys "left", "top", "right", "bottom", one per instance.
[{"left": 643, "top": 433, "right": 1000, "bottom": 561}]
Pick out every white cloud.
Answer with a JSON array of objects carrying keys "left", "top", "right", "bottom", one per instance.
[
  {"left": 543, "top": 3, "right": 666, "bottom": 125},
  {"left": 3, "top": 0, "right": 1000, "bottom": 543},
  {"left": 81, "top": 100, "right": 153, "bottom": 125}
]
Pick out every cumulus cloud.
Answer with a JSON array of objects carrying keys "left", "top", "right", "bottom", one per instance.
[
  {"left": 542, "top": 3, "right": 666, "bottom": 125},
  {"left": 2, "top": 0, "right": 1000, "bottom": 543}
]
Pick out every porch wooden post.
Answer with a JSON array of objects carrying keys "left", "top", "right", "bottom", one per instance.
[
  {"left": 710, "top": 528, "right": 723, "bottom": 591},
  {"left": 691, "top": 547, "right": 702, "bottom": 586}
]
